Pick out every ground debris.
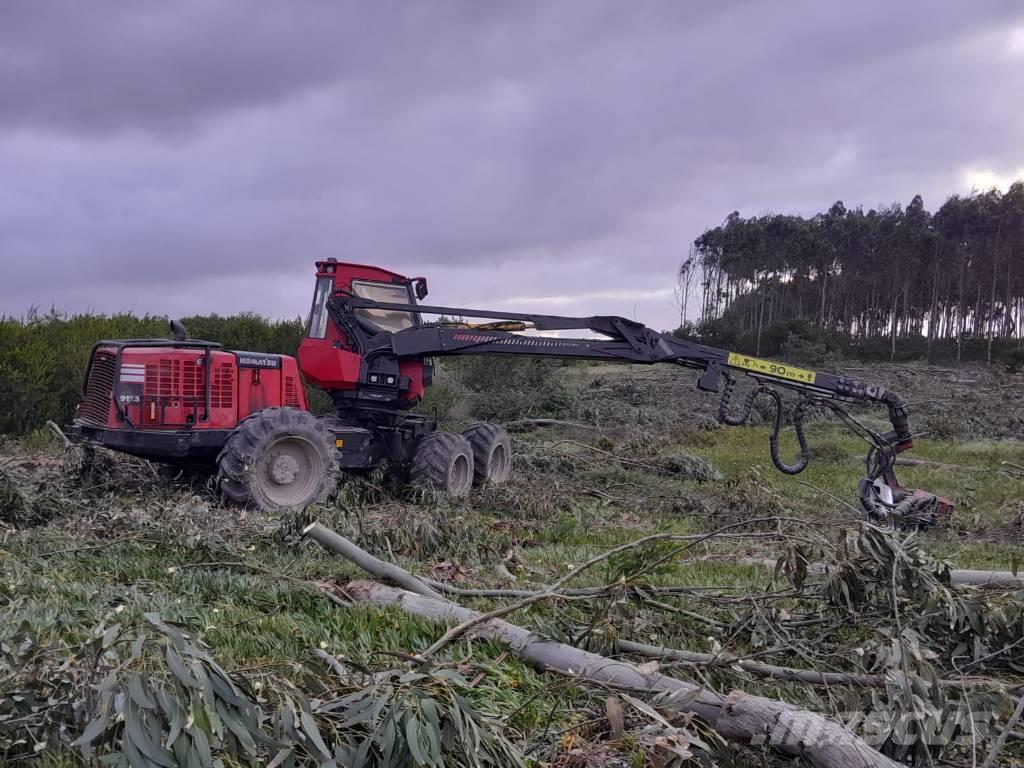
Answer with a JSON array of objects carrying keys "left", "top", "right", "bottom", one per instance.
[{"left": 1, "top": 358, "right": 1022, "bottom": 766}]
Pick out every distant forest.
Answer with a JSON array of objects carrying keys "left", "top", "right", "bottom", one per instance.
[{"left": 681, "top": 182, "right": 1024, "bottom": 363}]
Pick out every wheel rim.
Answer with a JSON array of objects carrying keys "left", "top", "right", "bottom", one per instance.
[
  {"left": 449, "top": 453, "right": 471, "bottom": 494},
  {"left": 489, "top": 443, "right": 510, "bottom": 482},
  {"left": 255, "top": 436, "right": 323, "bottom": 507}
]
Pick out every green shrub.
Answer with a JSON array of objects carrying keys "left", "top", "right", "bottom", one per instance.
[{"left": 443, "top": 357, "right": 580, "bottom": 423}]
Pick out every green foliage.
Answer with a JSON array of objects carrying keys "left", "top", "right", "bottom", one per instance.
[
  {"left": 309, "top": 665, "right": 526, "bottom": 768},
  {"left": 770, "top": 523, "right": 1022, "bottom": 763},
  {"left": 440, "top": 357, "right": 580, "bottom": 424},
  {"left": 2, "top": 612, "right": 525, "bottom": 767}
]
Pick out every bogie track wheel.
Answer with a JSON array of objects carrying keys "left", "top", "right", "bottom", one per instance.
[
  {"left": 410, "top": 431, "right": 474, "bottom": 496},
  {"left": 217, "top": 407, "right": 339, "bottom": 511},
  {"left": 462, "top": 422, "right": 512, "bottom": 485}
]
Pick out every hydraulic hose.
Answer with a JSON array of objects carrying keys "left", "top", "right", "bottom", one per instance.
[
  {"left": 766, "top": 392, "right": 812, "bottom": 475},
  {"left": 717, "top": 373, "right": 757, "bottom": 426},
  {"left": 717, "top": 373, "right": 812, "bottom": 475}
]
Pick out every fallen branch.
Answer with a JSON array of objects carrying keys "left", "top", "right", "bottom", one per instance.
[
  {"left": 45, "top": 420, "right": 71, "bottom": 448},
  {"left": 948, "top": 568, "right": 1024, "bottom": 587},
  {"left": 616, "top": 639, "right": 880, "bottom": 687},
  {"left": 346, "top": 580, "right": 900, "bottom": 768},
  {"left": 544, "top": 438, "right": 713, "bottom": 478},
  {"left": 617, "top": 640, "right": 1023, "bottom": 694},
  {"left": 303, "top": 522, "right": 443, "bottom": 599},
  {"left": 738, "top": 557, "right": 1024, "bottom": 588},
  {"left": 415, "top": 518, "right": 794, "bottom": 659},
  {"left": 424, "top": 580, "right": 724, "bottom": 599}
]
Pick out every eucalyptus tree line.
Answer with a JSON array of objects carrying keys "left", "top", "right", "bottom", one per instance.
[{"left": 688, "top": 183, "right": 1024, "bottom": 360}]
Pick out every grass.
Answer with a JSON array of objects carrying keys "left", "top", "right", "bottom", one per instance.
[{"left": 1, "top": 360, "right": 1022, "bottom": 764}]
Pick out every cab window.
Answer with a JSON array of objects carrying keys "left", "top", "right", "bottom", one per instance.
[
  {"left": 351, "top": 280, "right": 416, "bottom": 333},
  {"left": 307, "top": 277, "right": 333, "bottom": 338}
]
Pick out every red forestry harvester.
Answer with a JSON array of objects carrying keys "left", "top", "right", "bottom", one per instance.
[{"left": 69, "top": 260, "right": 950, "bottom": 524}]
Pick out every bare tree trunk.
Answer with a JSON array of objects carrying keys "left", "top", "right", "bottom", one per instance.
[
  {"left": 1003, "top": 240, "right": 1014, "bottom": 340},
  {"left": 988, "top": 223, "right": 1003, "bottom": 363},
  {"left": 889, "top": 293, "right": 898, "bottom": 361},
  {"left": 974, "top": 281, "right": 983, "bottom": 338},
  {"left": 957, "top": 253, "right": 965, "bottom": 360},
  {"left": 756, "top": 274, "right": 766, "bottom": 356},
  {"left": 818, "top": 270, "right": 827, "bottom": 327}
]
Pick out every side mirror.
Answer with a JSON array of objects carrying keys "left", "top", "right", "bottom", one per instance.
[{"left": 413, "top": 277, "right": 429, "bottom": 300}]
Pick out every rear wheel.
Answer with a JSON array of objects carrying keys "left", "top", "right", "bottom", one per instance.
[
  {"left": 410, "top": 431, "right": 474, "bottom": 496},
  {"left": 462, "top": 422, "right": 512, "bottom": 485},
  {"left": 217, "top": 407, "right": 339, "bottom": 511}
]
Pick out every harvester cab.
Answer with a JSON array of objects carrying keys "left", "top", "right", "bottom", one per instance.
[
  {"left": 298, "top": 260, "right": 429, "bottom": 408},
  {"left": 70, "top": 259, "right": 952, "bottom": 525}
]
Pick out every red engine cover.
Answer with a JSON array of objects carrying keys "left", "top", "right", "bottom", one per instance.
[{"left": 79, "top": 346, "right": 307, "bottom": 430}]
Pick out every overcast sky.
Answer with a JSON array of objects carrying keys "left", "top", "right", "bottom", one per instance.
[{"left": 2, "top": 2, "right": 1023, "bottom": 331}]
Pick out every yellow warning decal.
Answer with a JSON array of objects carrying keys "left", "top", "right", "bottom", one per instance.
[{"left": 726, "top": 353, "right": 817, "bottom": 384}]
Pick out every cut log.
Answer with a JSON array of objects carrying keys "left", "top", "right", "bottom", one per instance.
[
  {"left": 946, "top": 568, "right": 1024, "bottom": 587},
  {"left": 345, "top": 580, "right": 900, "bottom": 768},
  {"left": 302, "top": 522, "right": 443, "bottom": 599},
  {"left": 740, "top": 557, "right": 1024, "bottom": 588}
]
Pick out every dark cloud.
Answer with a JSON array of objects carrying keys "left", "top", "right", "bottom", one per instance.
[{"left": 1, "top": 1, "right": 1023, "bottom": 329}]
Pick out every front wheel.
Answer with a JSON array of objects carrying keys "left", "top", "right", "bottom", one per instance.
[
  {"left": 217, "top": 407, "right": 339, "bottom": 511},
  {"left": 410, "top": 431, "right": 474, "bottom": 496}
]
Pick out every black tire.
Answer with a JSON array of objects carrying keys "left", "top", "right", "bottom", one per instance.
[
  {"left": 462, "top": 422, "right": 512, "bottom": 485},
  {"left": 410, "top": 431, "right": 474, "bottom": 496},
  {"left": 217, "top": 407, "right": 339, "bottom": 511},
  {"left": 219, "top": 477, "right": 251, "bottom": 504}
]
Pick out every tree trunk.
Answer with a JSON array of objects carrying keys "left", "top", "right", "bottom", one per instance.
[
  {"left": 756, "top": 274, "right": 766, "bottom": 356},
  {"left": 988, "top": 224, "right": 1003, "bottom": 362},
  {"left": 889, "top": 293, "right": 898, "bottom": 361},
  {"left": 974, "top": 281, "right": 983, "bottom": 338},
  {"left": 818, "top": 270, "right": 827, "bottom": 328},
  {"left": 957, "top": 255, "right": 965, "bottom": 361}
]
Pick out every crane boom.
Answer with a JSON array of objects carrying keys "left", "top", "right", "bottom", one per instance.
[{"left": 330, "top": 291, "right": 947, "bottom": 525}]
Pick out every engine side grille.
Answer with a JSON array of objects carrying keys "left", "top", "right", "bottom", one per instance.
[
  {"left": 210, "top": 362, "right": 234, "bottom": 409},
  {"left": 80, "top": 350, "right": 116, "bottom": 425},
  {"left": 283, "top": 375, "right": 301, "bottom": 408},
  {"left": 143, "top": 359, "right": 234, "bottom": 410}
]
